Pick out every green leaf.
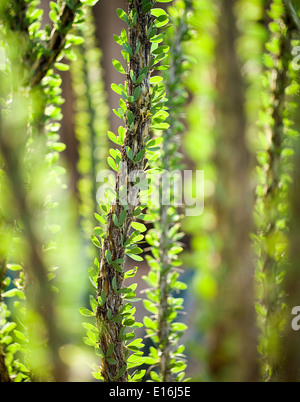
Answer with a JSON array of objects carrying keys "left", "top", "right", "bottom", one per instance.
[
  {"left": 79, "top": 307, "right": 95, "bottom": 317},
  {"left": 127, "top": 111, "right": 134, "bottom": 127},
  {"left": 112, "top": 276, "right": 117, "bottom": 291},
  {"left": 146, "top": 137, "right": 163, "bottom": 148},
  {"left": 112, "top": 214, "right": 119, "bottom": 227},
  {"left": 115, "top": 365, "right": 127, "bottom": 380},
  {"left": 171, "top": 322, "right": 188, "bottom": 332},
  {"left": 92, "top": 371, "right": 103, "bottom": 380},
  {"left": 153, "top": 15, "right": 169, "bottom": 28},
  {"left": 91, "top": 235, "right": 101, "bottom": 249},
  {"left": 107, "top": 131, "right": 120, "bottom": 145},
  {"left": 55, "top": 62, "right": 70, "bottom": 71},
  {"left": 152, "top": 122, "right": 170, "bottom": 131},
  {"left": 95, "top": 213, "right": 106, "bottom": 224},
  {"left": 131, "top": 370, "right": 146, "bottom": 381},
  {"left": 138, "top": 214, "right": 154, "bottom": 221},
  {"left": 124, "top": 267, "right": 138, "bottom": 279},
  {"left": 152, "top": 45, "right": 169, "bottom": 55},
  {"left": 119, "top": 210, "right": 127, "bottom": 226},
  {"left": 106, "top": 343, "right": 114, "bottom": 357},
  {"left": 111, "top": 314, "right": 123, "bottom": 323},
  {"left": 2, "top": 289, "right": 25, "bottom": 299},
  {"left": 117, "top": 8, "right": 129, "bottom": 25},
  {"left": 111, "top": 83, "right": 124, "bottom": 95},
  {"left": 126, "top": 253, "right": 144, "bottom": 261},
  {"left": 107, "top": 156, "right": 118, "bottom": 172},
  {"left": 83, "top": 337, "right": 96, "bottom": 347},
  {"left": 112, "top": 261, "right": 123, "bottom": 273},
  {"left": 6, "top": 264, "right": 22, "bottom": 271},
  {"left": 94, "top": 227, "right": 104, "bottom": 237},
  {"left": 106, "top": 357, "right": 117, "bottom": 365},
  {"left": 112, "top": 59, "right": 126, "bottom": 74},
  {"left": 14, "top": 330, "right": 27, "bottom": 342},
  {"left": 134, "top": 86, "right": 141, "bottom": 101},
  {"left": 105, "top": 250, "right": 112, "bottom": 264},
  {"left": 50, "top": 142, "right": 66, "bottom": 152},
  {"left": 126, "top": 146, "right": 134, "bottom": 161},
  {"left": 134, "top": 149, "right": 145, "bottom": 163},
  {"left": 131, "top": 222, "right": 147, "bottom": 232}
]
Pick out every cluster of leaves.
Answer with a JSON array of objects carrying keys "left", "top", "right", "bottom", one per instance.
[
  {"left": 0, "top": 0, "right": 100, "bottom": 382},
  {"left": 253, "top": 0, "right": 300, "bottom": 381},
  {"left": 70, "top": 6, "right": 109, "bottom": 260},
  {"left": 142, "top": 0, "right": 192, "bottom": 382},
  {"left": 182, "top": 0, "right": 300, "bottom": 382},
  {"left": 0, "top": 263, "right": 30, "bottom": 381},
  {"left": 78, "top": 0, "right": 192, "bottom": 383}
]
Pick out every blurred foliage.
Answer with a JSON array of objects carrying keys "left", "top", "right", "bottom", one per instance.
[{"left": 0, "top": 0, "right": 300, "bottom": 383}]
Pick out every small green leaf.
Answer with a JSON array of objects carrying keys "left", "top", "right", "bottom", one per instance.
[
  {"left": 79, "top": 307, "right": 95, "bottom": 317},
  {"left": 94, "top": 227, "right": 104, "bottom": 237},
  {"left": 107, "top": 131, "right": 120, "bottom": 145},
  {"left": 117, "top": 8, "right": 129, "bottom": 25},
  {"left": 111, "top": 83, "right": 124, "bottom": 95},
  {"left": 83, "top": 337, "right": 96, "bottom": 347},
  {"left": 115, "top": 365, "right": 127, "bottom": 380},
  {"left": 126, "top": 253, "right": 144, "bottom": 261},
  {"left": 14, "top": 330, "right": 27, "bottom": 342},
  {"left": 134, "top": 86, "right": 141, "bottom": 101},
  {"left": 131, "top": 222, "right": 147, "bottom": 232},
  {"left": 2, "top": 289, "right": 25, "bottom": 299},
  {"left": 6, "top": 264, "right": 22, "bottom": 271},
  {"left": 134, "top": 149, "right": 145, "bottom": 163},
  {"left": 91, "top": 235, "right": 101, "bottom": 249},
  {"left": 126, "top": 146, "right": 134, "bottom": 161},
  {"left": 95, "top": 213, "right": 106, "bottom": 224},
  {"left": 106, "top": 343, "right": 114, "bottom": 357},
  {"left": 55, "top": 62, "right": 70, "bottom": 71},
  {"left": 106, "top": 357, "right": 117, "bottom": 365},
  {"left": 111, "top": 314, "right": 123, "bottom": 323},
  {"left": 112, "top": 276, "right": 117, "bottom": 291},
  {"left": 112, "top": 59, "right": 126, "bottom": 74},
  {"left": 119, "top": 210, "right": 127, "bottom": 226},
  {"left": 127, "top": 110, "right": 134, "bottom": 126},
  {"left": 105, "top": 250, "right": 112, "bottom": 264}
]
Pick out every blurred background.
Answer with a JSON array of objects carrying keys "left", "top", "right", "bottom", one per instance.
[
  {"left": 40, "top": 0, "right": 300, "bottom": 382},
  {"left": 1, "top": 0, "right": 300, "bottom": 382}
]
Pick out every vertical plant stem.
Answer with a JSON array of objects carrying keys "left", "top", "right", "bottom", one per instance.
[
  {"left": 0, "top": 258, "right": 11, "bottom": 382},
  {"left": 280, "top": 141, "right": 300, "bottom": 381},
  {"left": 0, "top": 101, "right": 66, "bottom": 382},
  {"left": 30, "top": 0, "right": 81, "bottom": 87},
  {"left": 96, "top": 0, "right": 153, "bottom": 382},
  {"left": 71, "top": 5, "right": 109, "bottom": 253},
  {"left": 254, "top": 1, "right": 294, "bottom": 381},
  {"left": 207, "top": 0, "right": 259, "bottom": 381},
  {"left": 143, "top": 0, "right": 192, "bottom": 382}
]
